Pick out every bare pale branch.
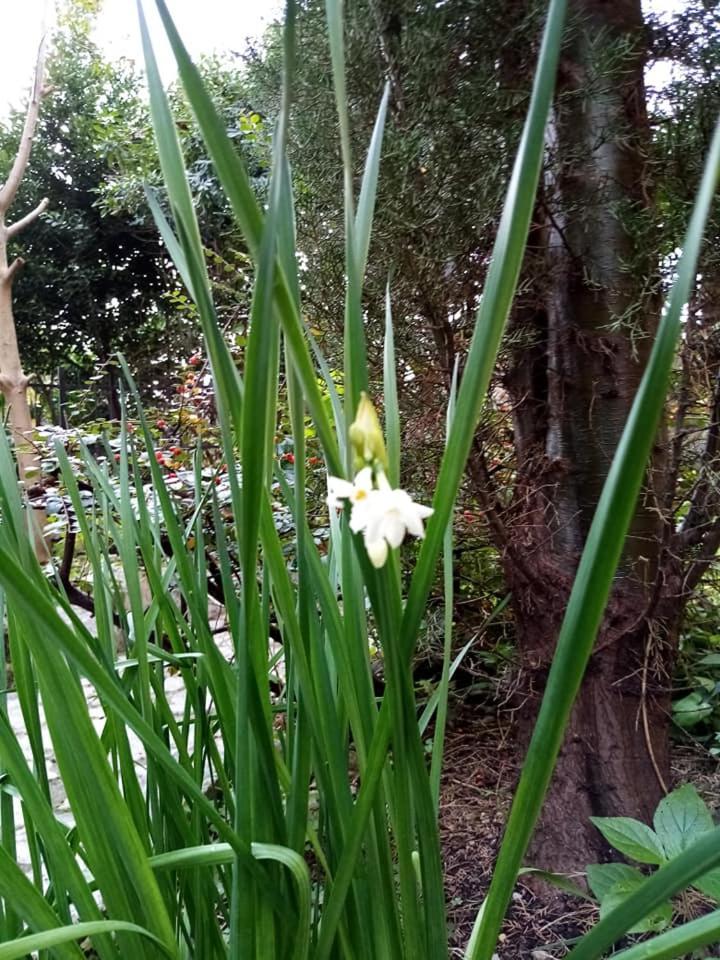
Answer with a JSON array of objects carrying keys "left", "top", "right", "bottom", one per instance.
[
  {"left": 0, "top": 34, "right": 47, "bottom": 215},
  {"left": 0, "top": 257, "right": 26, "bottom": 286},
  {"left": 6, "top": 197, "right": 49, "bottom": 239}
]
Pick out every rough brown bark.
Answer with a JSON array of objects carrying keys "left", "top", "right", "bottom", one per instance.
[
  {"left": 503, "top": 0, "right": 677, "bottom": 870},
  {"left": 509, "top": 552, "right": 681, "bottom": 870}
]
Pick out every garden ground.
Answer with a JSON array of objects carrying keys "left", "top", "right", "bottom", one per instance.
[{"left": 440, "top": 702, "right": 720, "bottom": 957}]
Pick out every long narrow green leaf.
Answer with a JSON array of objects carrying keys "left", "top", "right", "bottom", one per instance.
[
  {"left": 9, "top": 621, "right": 174, "bottom": 957},
  {"left": 606, "top": 907, "right": 720, "bottom": 960},
  {"left": 231, "top": 9, "right": 293, "bottom": 951},
  {"left": 324, "top": 0, "right": 353, "bottom": 208},
  {"left": 0, "top": 846, "right": 83, "bottom": 960},
  {"left": 0, "top": 538, "right": 281, "bottom": 906},
  {"left": 309, "top": 0, "right": 568, "bottom": 951},
  {"left": 430, "top": 362, "right": 458, "bottom": 810},
  {"left": 138, "top": 0, "right": 245, "bottom": 454},
  {"left": 150, "top": 0, "right": 263, "bottom": 258},
  {"left": 0, "top": 712, "right": 117, "bottom": 960},
  {"left": 354, "top": 85, "right": 390, "bottom": 283},
  {"left": 419, "top": 595, "right": 510, "bottom": 735},
  {"left": 150, "top": 842, "right": 311, "bottom": 960},
  {"left": 383, "top": 282, "right": 400, "bottom": 489},
  {"left": 0, "top": 922, "right": 170, "bottom": 960},
  {"left": 400, "top": 0, "right": 567, "bottom": 661}
]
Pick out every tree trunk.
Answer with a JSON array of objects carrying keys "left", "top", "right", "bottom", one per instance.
[
  {"left": 0, "top": 36, "right": 49, "bottom": 561},
  {"left": 510, "top": 563, "right": 680, "bottom": 870},
  {"left": 0, "top": 270, "right": 36, "bottom": 473},
  {"left": 106, "top": 366, "right": 121, "bottom": 422},
  {"left": 504, "top": 0, "right": 676, "bottom": 870},
  {"left": 57, "top": 366, "right": 68, "bottom": 427}
]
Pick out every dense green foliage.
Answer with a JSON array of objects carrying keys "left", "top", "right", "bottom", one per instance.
[{"left": 0, "top": 9, "right": 199, "bottom": 417}]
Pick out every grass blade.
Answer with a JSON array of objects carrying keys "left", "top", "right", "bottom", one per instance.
[
  {"left": 606, "top": 907, "right": 720, "bottom": 960},
  {"left": 0, "top": 922, "right": 171, "bottom": 960},
  {"left": 383, "top": 282, "right": 400, "bottom": 488}
]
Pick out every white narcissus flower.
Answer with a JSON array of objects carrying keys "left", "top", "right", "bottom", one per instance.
[
  {"left": 327, "top": 466, "right": 374, "bottom": 510},
  {"left": 361, "top": 472, "right": 434, "bottom": 567},
  {"left": 327, "top": 467, "right": 433, "bottom": 568}
]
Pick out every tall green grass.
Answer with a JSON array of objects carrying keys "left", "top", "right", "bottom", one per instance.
[{"left": 0, "top": 1, "right": 715, "bottom": 958}]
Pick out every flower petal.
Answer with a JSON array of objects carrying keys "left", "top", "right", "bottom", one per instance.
[
  {"left": 381, "top": 511, "right": 407, "bottom": 548},
  {"left": 349, "top": 497, "right": 374, "bottom": 533},
  {"left": 375, "top": 469, "right": 392, "bottom": 492},
  {"left": 326, "top": 475, "right": 355, "bottom": 508},
  {"left": 404, "top": 509, "right": 427, "bottom": 538},
  {"left": 365, "top": 536, "right": 388, "bottom": 568},
  {"left": 353, "top": 466, "right": 374, "bottom": 492}
]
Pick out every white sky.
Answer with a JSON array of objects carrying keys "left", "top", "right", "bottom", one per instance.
[
  {"left": 0, "top": 0, "right": 689, "bottom": 118},
  {"left": 0, "top": 0, "right": 283, "bottom": 117}
]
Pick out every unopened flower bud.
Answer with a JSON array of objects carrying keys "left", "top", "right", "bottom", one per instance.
[{"left": 349, "top": 393, "right": 387, "bottom": 470}]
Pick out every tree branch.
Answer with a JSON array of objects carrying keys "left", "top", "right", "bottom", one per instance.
[
  {"left": 0, "top": 257, "right": 26, "bottom": 285},
  {"left": 675, "top": 366, "right": 720, "bottom": 550},
  {"left": 682, "top": 522, "right": 720, "bottom": 595},
  {"left": 0, "top": 34, "right": 47, "bottom": 215},
  {"left": 6, "top": 197, "right": 49, "bottom": 239}
]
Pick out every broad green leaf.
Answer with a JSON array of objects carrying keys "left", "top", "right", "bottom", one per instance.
[
  {"left": 653, "top": 785, "right": 714, "bottom": 860},
  {"left": 600, "top": 877, "right": 672, "bottom": 935},
  {"left": 568, "top": 824, "right": 720, "bottom": 959},
  {"left": 590, "top": 817, "right": 666, "bottom": 865},
  {"left": 586, "top": 863, "right": 646, "bottom": 902},
  {"left": 672, "top": 692, "right": 713, "bottom": 727},
  {"left": 699, "top": 653, "right": 720, "bottom": 666}
]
